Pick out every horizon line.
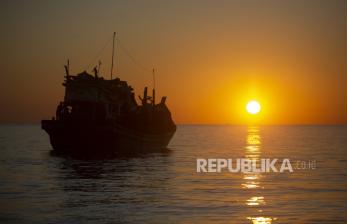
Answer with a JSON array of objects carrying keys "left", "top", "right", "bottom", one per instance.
[{"left": 0, "top": 122, "right": 346, "bottom": 126}]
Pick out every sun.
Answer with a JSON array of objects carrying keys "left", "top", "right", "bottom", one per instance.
[{"left": 246, "top": 100, "right": 261, "bottom": 115}]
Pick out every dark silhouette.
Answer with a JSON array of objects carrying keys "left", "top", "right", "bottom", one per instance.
[
  {"left": 56, "top": 102, "right": 63, "bottom": 120},
  {"left": 42, "top": 65, "right": 176, "bottom": 155}
]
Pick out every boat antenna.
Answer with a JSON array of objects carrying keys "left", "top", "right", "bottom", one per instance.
[
  {"left": 152, "top": 68, "right": 156, "bottom": 106},
  {"left": 98, "top": 60, "right": 102, "bottom": 73},
  {"left": 110, "top": 32, "right": 116, "bottom": 79},
  {"left": 152, "top": 68, "right": 156, "bottom": 89},
  {"left": 64, "top": 59, "right": 70, "bottom": 78}
]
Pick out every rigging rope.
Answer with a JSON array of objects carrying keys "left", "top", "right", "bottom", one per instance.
[
  {"left": 84, "top": 33, "right": 153, "bottom": 76},
  {"left": 117, "top": 38, "right": 153, "bottom": 74},
  {"left": 85, "top": 35, "right": 113, "bottom": 71}
]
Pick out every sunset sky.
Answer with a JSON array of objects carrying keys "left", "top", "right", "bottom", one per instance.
[{"left": 1, "top": 0, "right": 347, "bottom": 124}]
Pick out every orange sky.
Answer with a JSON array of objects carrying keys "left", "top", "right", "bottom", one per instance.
[{"left": 1, "top": 0, "right": 347, "bottom": 124}]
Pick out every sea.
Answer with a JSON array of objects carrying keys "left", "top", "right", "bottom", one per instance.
[{"left": 0, "top": 125, "right": 346, "bottom": 224}]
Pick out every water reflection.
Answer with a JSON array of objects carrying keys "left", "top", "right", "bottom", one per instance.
[
  {"left": 51, "top": 151, "right": 174, "bottom": 216},
  {"left": 247, "top": 216, "right": 277, "bottom": 224},
  {"left": 244, "top": 126, "right": 275, "bottom": 223},
  {"left": 243, "top": 127, "right": 261, "bottom": 189},
  {"left": 246, "top": 196, "right": 265, "bottom": 206}
]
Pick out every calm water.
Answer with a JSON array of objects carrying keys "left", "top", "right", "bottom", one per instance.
[{"left": 0, "top": 125, "right": 347, "bottom": 224}]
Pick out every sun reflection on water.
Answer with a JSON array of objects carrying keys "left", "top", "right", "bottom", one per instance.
[
  {"left": 242, "top": 182, "right": 259, "bottom": 189},
  {"left": 244, "top": 126, "right": 276, "bottom": 223},
  {"left": 247, "top": 133, "right": 261, "bottom": 145},
  {"left": 246, "top": 196, "right": 265, "bottom": 206},
  {"left": 247, "top": 217, "right": 277, "bottom": 224},
  {"left": 243, "top": 127, "right": 261, "bottom": 189}
]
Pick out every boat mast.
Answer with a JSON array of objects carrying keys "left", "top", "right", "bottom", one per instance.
[
  {"left": 152, "top": 68, "right": 156, "bottom": 106},
  {"left": 110, "top": 32, "right": 116, "bottom": 79},
  {"left": 64, "top": 59, "right": 70, "bottom": 78}
]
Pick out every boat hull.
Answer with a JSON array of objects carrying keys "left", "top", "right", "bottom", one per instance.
[{"left": 41, "top": 120, "right": 175, "bottom": 155}]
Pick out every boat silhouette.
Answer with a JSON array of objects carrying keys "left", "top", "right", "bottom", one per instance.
[{"left": 42, "top": 34, "right": 176, "bottom": 155}]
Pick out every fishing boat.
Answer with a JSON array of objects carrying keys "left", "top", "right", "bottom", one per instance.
[{"left": 41, "top": 33, "right": 176, "bottom": 155}]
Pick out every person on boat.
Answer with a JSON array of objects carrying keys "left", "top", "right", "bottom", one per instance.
[
  {"left": 61, "top": 104, "right": 70, "bottom": 119},
  {"left": 56, "top": 102, "right": 63, "bottom": 120}
]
